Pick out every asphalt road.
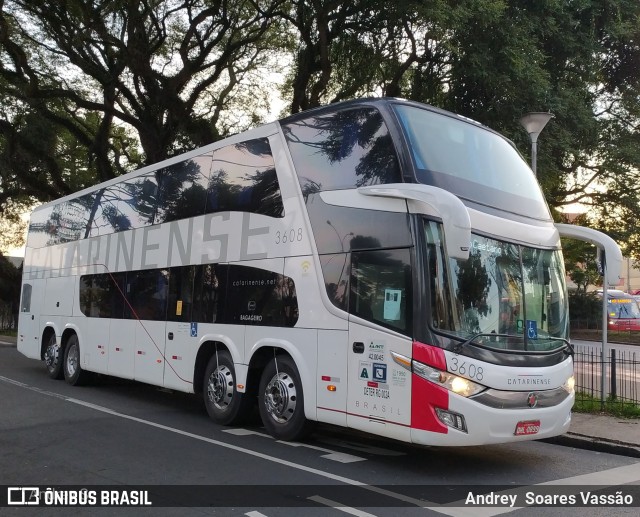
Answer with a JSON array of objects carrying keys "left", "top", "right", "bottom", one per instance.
[{"left": 1, "top": 346, "right": 639, "bottom": 517}]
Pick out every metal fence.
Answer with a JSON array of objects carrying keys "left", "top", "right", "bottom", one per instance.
[{"left": 574, "top": 344, "right": 639, "bottom": 407}]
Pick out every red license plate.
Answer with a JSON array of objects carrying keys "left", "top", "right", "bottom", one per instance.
[{"left": 515, "top": 420, "right": 540, "bottom": 436}]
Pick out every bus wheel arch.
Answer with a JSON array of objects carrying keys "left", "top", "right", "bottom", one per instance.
[
  {"left": 197, "top": 341, "right": 253, "bottom": 426},
  {"left": 257, "top": 351, "right": 313, "bottom": 441},
  {"left": 42, "top": 327, "right": 63, "bottom": 380},
  {"left": 62, "top": 331, "right": 92, "bottom": 386}
]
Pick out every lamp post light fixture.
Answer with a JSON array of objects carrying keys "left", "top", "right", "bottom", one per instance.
[{"left": 520, "top": 112, "right": 554, "bottom": 176}]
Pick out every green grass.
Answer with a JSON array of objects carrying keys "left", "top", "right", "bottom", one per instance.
[
  {"left": 0, "top": 329, "right": 16, "bottom": 337},
  {"left": 574, "top": 391, "right": 640, "bottom": 418}
]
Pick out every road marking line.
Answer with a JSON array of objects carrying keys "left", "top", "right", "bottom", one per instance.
[
  {"left": 245, "top": 512, "right": 269, "bottom": 517},
  {"left": 0, "top": 374, "right": 431, "bottom": 508},
  {"left": 309, "top": 495, "right": 378, "bottom": 516},
  {"left": 425, "top": 462, "right": 640, "bottom": 517},
  {"left": 277, "top": 441, "right": 365, "bottom": 463},
  {"left": 224, "top": 427, "right": 366, "bottom": 462},
  {"left": 4, "top": 373, "right": 640, "bottom": 516},
  {"left": 223, "top": 428, "right": 272, "bottom": 438}
]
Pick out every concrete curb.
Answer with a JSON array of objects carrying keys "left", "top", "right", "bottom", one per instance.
[{"left": 543, "top": 433, "right": 640, "bottom": 458}]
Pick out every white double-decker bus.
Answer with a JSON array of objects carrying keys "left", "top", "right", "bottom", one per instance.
[{"left": 18, "top": 98, "right": 621, "bottom": 446}]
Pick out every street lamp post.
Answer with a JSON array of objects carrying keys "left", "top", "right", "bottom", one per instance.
[{"left": 520, "top": 112, "right": 554, "bottom": 176}]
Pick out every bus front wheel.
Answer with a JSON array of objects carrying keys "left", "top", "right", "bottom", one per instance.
[
  {"left": 258, "top": 355, "right": 312, "bottom": 441},
  {"left": 203, "top": 351, "right": 252, "bottom": 426},
  {"left": 63, "top": 334, "right": 91, "bottom": 386},
  {"left": 44, "top": 333, "right": 64, "bottom": 380}
]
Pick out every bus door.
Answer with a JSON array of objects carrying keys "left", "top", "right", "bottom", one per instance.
[
  {"left": 17, "top": 278, "right": 44, "bottom": 359},
  {"left": 347, "top": 249, "right": 413, "bottom": 441}
]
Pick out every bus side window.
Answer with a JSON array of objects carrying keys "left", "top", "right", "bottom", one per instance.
[
  {"left": 350, "top": 248, "right": 412, "bottom": 333},
  {"left": 21, "top": 284, "right": 32, "bottom": 312},
  {"left": 319, "top": 253, "right": 350, "bottom": 311},
  {"left": 283, "top": 107, "right": 402, "bottom": 193},
  {"left": 206, "top": 138, "right": 284, "bottom": 218},
  {"left": 167, "top": 266, "right": 196, "bottom": 322},
  {"left": 125, "top": 269, "right": 169, "bottom": 321},
  {"left": 192, "top": 264, "right": 225, "bottom": 324},
  {"left": 155, "top": 155, "right": 212, "bottom": 224},
  {"left": 224, "top": 265, "right": 286, "bottom": 326}
]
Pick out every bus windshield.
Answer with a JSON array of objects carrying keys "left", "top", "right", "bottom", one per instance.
[
  {"left": 425, "top": 221, "right": 569, "bottom": 352},
  {"left": 393, "top": 103, "right": 551, "bottom": 220},
  {"left": 608, "top": 298, "right": 640, "bottom": 319}
]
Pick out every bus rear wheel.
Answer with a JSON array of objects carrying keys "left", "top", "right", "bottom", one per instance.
[
  {"left": 44, "top": 333, "right": 64, "bottom": 380},
  {"left": 63, "top": 334, "right": 91, "bottom": 386},
  {"left": 204, "top": 351, "right": 252, "bottom": 426},
  {"left": 258, "top": 355, "right": 312, "bottom": 441}
]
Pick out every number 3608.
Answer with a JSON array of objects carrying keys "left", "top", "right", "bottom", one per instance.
[
  {"left": 275, "top": 228, "right": 303, "bottom": 244},
  {"left": 449, "top": 357, "right": 483, "bottom": 381}
]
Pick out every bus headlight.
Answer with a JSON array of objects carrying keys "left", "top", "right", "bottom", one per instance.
[
  {"left": 450, "top": 376, "right": 476, "bottom": 396},
  {"left": 411, "top": 358, "right": 485, "bottom": 397},
  {"left": 563, "top": 375, "right": 575, "bottom": 393}
]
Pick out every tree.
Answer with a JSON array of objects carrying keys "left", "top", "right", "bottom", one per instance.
[
  {"left": 0, "top": 252, "right": 20, "bottom": 328},
  {"left": 283, "top": 1, "right": 640, "bottom": 259},
  {"left": 0, "top": 0, "right": 287, "bottom": 206},
  {"left": 562, "top": 238, "right": 602, "bottom": 294},
  {"left": 1, "top": 0, "right": 639, "bottom": 262}
]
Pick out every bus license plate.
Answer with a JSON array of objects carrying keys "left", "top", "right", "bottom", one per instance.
[{"left": 515, "top": 420, "right": 540, "bottom": 436}]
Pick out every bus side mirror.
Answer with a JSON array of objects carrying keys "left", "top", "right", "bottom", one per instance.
[
  {"left": 359, "top": 184, "right": 471, "bottom": 261},
  {"left": 555, "top": 223, "right": 622, "bottom": 286}
]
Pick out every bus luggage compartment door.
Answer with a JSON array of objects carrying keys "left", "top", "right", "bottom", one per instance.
[{"left": 18, "top": 279, "right": 44, "bottom": 359}]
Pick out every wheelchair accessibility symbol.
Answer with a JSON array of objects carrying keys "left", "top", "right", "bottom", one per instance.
[{"left": 526, "top": 320, "right": 538, "bottom": 340}]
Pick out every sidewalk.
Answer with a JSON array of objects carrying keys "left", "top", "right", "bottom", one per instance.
[
  {"left": 1, "top": 336, "right": 638, "bottom": 456},
  {"left": 549, "top": 411, "right": 640, "bottom": 458},
  {"left": 0, "top": 334, "right": 17, "bottom": 347}
]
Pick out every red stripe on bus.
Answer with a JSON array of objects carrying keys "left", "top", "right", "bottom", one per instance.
[
  {"left": 411, "top": 374, "right": 448, "bottom": 434},
  {"left": 411, "top": 341, "right": 448, "bottom": 433},
  {"left": 412, "top": 340, "right": 447, "bottom": 370}
]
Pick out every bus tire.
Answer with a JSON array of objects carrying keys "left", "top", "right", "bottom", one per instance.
[
  {"left": 63, "top": 334, "right": 91, "bottom": 386},
  {"left": 44, "top": 333, "right": 64, "bottom": 380},
  {"left": 258, "top": 355, "right": 312, "bottom": 441},
  {"left": 203, "top": 351, "right": 252, "bottom": 426}
]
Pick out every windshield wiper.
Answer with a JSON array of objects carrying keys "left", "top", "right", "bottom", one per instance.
[
  {"left": 452, "top": 332, "right": 513, "bottom": 354},
  {"left": 452, "top": 332, "right": 573, "bottom": 356},
  {"left": 541, "top": 336, "right": 574, "bottom": 356}
]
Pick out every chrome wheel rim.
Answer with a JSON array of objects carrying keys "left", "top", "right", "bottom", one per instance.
[
  {"left": 44, "top": 340, "right": 58, "bottom": 371},
  {"left": 264, "top": 372, "right": 297, "bottom": 424},
  {"left": 67, "top": 344, "right": 79, "bottom": 377},
  {"left": 207, "top": 365, "right": 233, "bottom": 411}
]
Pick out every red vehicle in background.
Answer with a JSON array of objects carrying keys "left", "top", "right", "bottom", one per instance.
[{"left": 607, "top": 294, "right": 640, "bottom": 331}]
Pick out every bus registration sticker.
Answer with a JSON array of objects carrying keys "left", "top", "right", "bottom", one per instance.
[{"left": 515, "top": 420, "right": 540, "bottom": 436}]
